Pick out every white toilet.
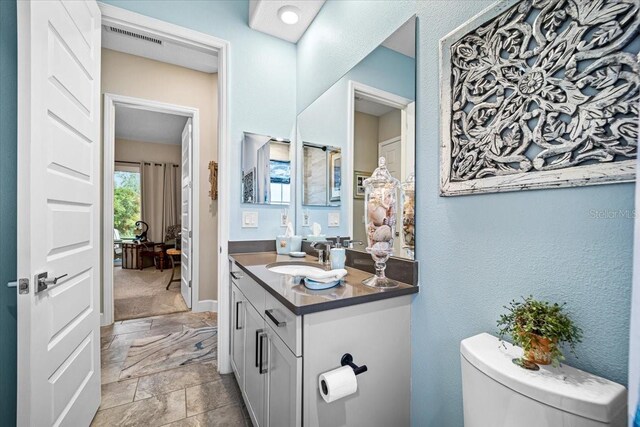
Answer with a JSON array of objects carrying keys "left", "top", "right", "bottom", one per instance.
[{"left": 461, "top": 333, "right": 627, "bottom": 427}]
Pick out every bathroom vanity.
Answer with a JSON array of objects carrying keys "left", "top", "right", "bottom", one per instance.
[{"left": 229, "top": 252, "right": 418, "bottom": 427}]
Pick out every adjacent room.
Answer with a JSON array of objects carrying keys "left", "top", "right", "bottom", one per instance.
[{"left": 111, "top": 105, "right": 189, "bottom": 320}]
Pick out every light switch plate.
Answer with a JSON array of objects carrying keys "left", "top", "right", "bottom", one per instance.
[
  {"left": 280, "top": 211, "right": 289, "bottom": 227},
  {"left": 302, "top": 211, "right": 310, "bottom": 227},
  {"left": 328, "top": 212, "right": 340, "bottom": 227},
  {"left": 242, "top": 211, "right": 258, "bottom": 228}
]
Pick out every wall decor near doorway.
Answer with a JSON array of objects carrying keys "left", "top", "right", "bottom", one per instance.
[
  {"left": 439, "top": 0, "right": 639, "bottom": 196},
  {"left": 209, "top": 161, "right": 218, "bottom": 200}
]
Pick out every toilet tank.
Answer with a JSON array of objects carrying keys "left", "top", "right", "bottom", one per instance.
[{"left": 460, "top": 333, "right": 627, "bottom": 427}]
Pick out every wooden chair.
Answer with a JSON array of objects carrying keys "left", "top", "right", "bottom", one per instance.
[{"left": 165, "top": 248, "right": 181, "bottom": 289}]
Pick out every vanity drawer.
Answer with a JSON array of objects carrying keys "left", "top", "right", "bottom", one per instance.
[
  {"left": 264, "top": 290, "right": 302, "bottom": 357},
  {"left": 231, "top": 266, "right": 265, "bottom": 314}
]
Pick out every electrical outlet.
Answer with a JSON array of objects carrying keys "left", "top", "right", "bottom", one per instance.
[
  {"left": 280, "top": 211, "right": 289, "bottom": 227},
  {"left": 328, "top": 212, "right": 340, "bottom": 227},
  {"left": 302, "top": 211, "right": 310, "bottom": 227},
  {"left": 242, "top": 211, "right": 258, "bottom": 228}
]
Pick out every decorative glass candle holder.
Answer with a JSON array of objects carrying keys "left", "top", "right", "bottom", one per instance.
[
  {"left": 401, "top": 173, "right": 415, "bottom": 260},
  {"left": 363, "top": 157, "right": 400, "bottom": 289}
]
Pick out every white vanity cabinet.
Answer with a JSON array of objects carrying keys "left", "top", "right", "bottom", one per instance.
[
  {"left": 229, "top": 258, "right": 413, "bottom": 427},
  {"left": 230, "top": 270, "right": 302, "bottom": 427},
  {"left": 230, "top": 281, "right": 245, "bottom": 388},
  {"left": 243, "top": 299, "right": 267, "bottom": 426},
  {"left": 265, "top": 325, "right": 302, "bottom": 427}
]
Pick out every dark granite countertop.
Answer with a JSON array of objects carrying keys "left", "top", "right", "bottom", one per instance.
[{"left": 229, "top": 252, "right": 419, "bottom": 315}]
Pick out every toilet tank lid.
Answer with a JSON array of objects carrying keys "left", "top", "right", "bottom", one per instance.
[{"left": 460, "top": 333, "right": 627, "bottom": 423}]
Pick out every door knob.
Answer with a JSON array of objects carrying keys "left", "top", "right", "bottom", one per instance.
[{"left": 36, "top": 272, "right": 68, "bottom": 293}]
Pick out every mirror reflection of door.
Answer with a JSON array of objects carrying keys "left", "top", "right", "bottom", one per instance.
[
  {"left": 295, "top": 15, "right": 416, "bottom": 259},
  {"left": 379, "top": 137, "right": 402, "bottom": 254},
  {"left": 302, "top": 143, "right": 341, "bottom": 207},
  {"left": 353, "top": 99, "right": 409, "bottom": 256}
]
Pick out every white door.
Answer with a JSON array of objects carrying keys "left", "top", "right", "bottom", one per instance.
[
  {"left": 17, "top": 0, "right": 102, "bottom": 425},
  {"left": 181, "top": 119, "right": 193, "bottom": 308},
  {"left": 379, "top": 138, "right": 402, "bottom": 254}
]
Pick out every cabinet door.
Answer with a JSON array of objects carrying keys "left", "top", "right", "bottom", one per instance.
[
  {"left": 244, "top": 302, "right": 266, "bottom": 427},
  {"left": 266, "top": 326, "right": 302, "bottom": 427},
  {"left": 231, "top": 284, "right": 245, "bottom": 388}
]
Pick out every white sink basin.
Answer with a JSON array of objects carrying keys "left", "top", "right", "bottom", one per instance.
[{"left": 267, "top": 264, "right": 325, "bottom": 276}]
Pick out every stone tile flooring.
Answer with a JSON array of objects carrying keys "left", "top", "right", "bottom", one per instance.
[{"left": 93, "top": 311, "right": 250, "bottom": 426}]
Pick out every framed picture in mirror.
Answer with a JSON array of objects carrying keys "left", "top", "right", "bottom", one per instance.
[
  {"left": 354, "top": 171, "right": 370, "bottom": 199},
  {"left": 242, "top": 168, "right": 256, "bottom": 203},
  {"left": 330, "top": 151, "right": 341, "bottom": 202},
  {"left": 241, "top": 132, "right": 291, "bottom": 205}
]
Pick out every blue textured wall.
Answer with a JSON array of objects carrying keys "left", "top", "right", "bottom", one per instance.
[
  {"left": 101, "top": 0, "right": 298, "bottom": 241},
  {"left": 0, "top": 1, "right": 635, "bottom": 425},
  {"left": 298, "top": 1, "right": 634, "bottom": 426},
  {"left": 296, "top": 45, "right": 415, "bottom": 236},
  {"left": 0, "top": 0, "right": 17, "bottom": 424}
]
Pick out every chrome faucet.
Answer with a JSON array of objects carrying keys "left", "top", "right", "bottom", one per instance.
[
  {"left": 310, "top": 240, "right": 336, "bottom": 267},
  {"left": 342, "top": 239, "right": 363, "bottom": 249}
]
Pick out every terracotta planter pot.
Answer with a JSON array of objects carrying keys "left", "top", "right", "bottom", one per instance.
[{"left": 523, "top": 333, "right": 556, "bottom": 365}]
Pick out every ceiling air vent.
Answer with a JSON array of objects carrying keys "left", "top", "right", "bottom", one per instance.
[{"left": 106, "top": 26, "right": 163, "bottom": 45}]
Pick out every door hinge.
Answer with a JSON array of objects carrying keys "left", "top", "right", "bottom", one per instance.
[
  {"left": 189, "top": 230, "right": 192, "bottom": 238},
  {"left": 18, "top": 278, "right": 29, "bottom": 295},
  {"left": 189, "top": 280, "right": 192, "bottom": 288}
]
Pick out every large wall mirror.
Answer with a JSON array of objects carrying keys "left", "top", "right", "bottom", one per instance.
[
  {"left": 302, "top": 143, "right": 341, "bottom": 207},
  {"left": 242, "top": 132, "right": 291, "bottom": 205},
  {"left": 295, "top": 16, "right": 416, "bottom": 260}
]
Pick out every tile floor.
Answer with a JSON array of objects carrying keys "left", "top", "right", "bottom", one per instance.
[{"left": 94, "top": 311, "right": 250, "bottom": 426}]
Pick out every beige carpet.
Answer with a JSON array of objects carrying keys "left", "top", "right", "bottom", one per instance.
[{"left": 114, "top": 266, "right": 188, "bottom": 321}]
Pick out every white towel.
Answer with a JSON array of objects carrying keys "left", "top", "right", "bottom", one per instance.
[{"left": 292, "top": 268, "right": 347, "bottom": 283}]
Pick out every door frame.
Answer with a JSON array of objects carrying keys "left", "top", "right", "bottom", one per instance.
[
  {"left": 98, "top": 4, "right": 233, "bottom": 374},
  {"left": 98, "top": 3, "right": 231, "bottom": 374},
  {"left": 346, "top": 81, "right": 413, "bottom": 240},
  {"left": 103, "top": 93, "right": 200, "bottom": 324}
]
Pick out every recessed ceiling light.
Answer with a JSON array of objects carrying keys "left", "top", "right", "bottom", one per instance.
[{"left": 278, "top": 6, "right": 300, "bottom": 25}]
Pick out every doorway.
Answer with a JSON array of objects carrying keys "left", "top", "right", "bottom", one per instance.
[
  {"left": 107, "top": 101, "right": 196, "bottom": 321},
  {"left": 104, "top": 96, "right": 199, "bottom": 323}
]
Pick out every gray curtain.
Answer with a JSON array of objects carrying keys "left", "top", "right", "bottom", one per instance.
[
  {"left": 162, "top": 164, "right": 180, "bottom": 239},
  {"left": 140, "top": 162, "right": 180, "bottom": 243}
]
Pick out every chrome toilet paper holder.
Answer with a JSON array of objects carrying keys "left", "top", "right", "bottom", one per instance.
[{"left": 341, "top": 353, "right": 368, "bottom": 376}]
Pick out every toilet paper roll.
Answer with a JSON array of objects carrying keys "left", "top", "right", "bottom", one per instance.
[{"left": 318, "top": 365, "right": 358, "bottom": 403}]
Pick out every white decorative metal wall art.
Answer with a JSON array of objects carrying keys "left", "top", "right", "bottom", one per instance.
[{"left": 440, "top": 0, "right": 639, "bottom": 196}]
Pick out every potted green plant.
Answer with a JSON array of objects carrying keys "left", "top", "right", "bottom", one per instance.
[{"left": 497, "top": 296, "right": 583, "bottom": 368}]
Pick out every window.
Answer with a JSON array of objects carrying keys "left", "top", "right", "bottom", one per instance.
[
  {"left": 114, "top": 165, "right": 141, "bottom": 239},
  {"left": 269, "top": 159, "right": 290, "bottom": 204}
]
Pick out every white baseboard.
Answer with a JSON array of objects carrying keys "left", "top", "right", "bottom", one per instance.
[{"left": 194, "top": 299, "right": 218, "bottom": 313}]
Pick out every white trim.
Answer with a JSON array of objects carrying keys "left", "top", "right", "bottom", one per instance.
[
  {"left": 103, "top": 94, "right": 200, "bottom": 326},
  {"left": 103, "top": 96, "right": 115, "bottom": 326},
  {"left": 99, "top": 0, "right": 231, "bottom": 375},
  {"left": 347, "top": 81, "right": 412, "bottom": 240},
  {"left": 216, "top": 34, "right": 232, "bottom": 375},
  {"left": 194, "top": 299, "right": 218, "bottom": 313}
]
